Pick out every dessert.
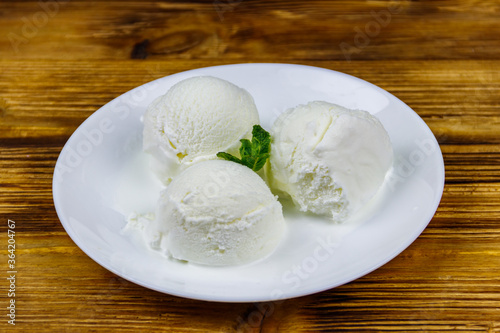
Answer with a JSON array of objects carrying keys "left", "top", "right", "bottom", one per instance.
[
  {"left": 144, "top": 159, "right": 286, "bottom": 266},
  {"left": 268, "top": 101, "right": 393, "bottom": 222},
  {"left": 142, "top": 76, "right": 260, "bottom": 184}
]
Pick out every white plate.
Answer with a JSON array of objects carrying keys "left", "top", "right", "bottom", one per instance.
[{"left": 52, "top": 63, "right": 444, "bottom": 302}]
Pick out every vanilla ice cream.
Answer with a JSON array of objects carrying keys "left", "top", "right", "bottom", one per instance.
[
  {"left": 268, "top": 101, "right": 393, "bottom": 222},
  {"left": 145, "top": 159, "right": 286, "bottom": 266},
  {"left": 143, "top": 76, "right": 260, "bottom": 184}
]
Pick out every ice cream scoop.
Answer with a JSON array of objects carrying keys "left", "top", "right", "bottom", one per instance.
[
  {"left": 143, "top": 76, "right": 260, "bottom": 184},
  {"left": 268, "top": 101, "right": 393, "bottom": 222},
  {"left": 145, "top": 159, "right": 286, "bottom": 266}
]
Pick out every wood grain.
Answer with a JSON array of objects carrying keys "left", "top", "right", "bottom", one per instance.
[
  {"left": 1, "top": 1, "right": 500, "bottom": 61},
  {"left": 1, "top": 60, "right": 499, "bottom": 144},
  {"left": 1, "top": 0, "right": 500, "bottom": 331}
]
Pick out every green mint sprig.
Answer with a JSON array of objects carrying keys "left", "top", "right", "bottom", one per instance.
[{"left": 217, "top": 125, "right": 271, "bottom": 172}]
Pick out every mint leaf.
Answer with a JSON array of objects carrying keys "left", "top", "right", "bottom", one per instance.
[
  {"left": 239, "top": 138, "right": 252, "bottom": 158},
  {"left": 251, "top": 124, "right": 271, "bottom": 155},
  {"left": 217, "top": 125, "right": 271, "bottom": 172},
  {"left": 216, "top": 152, "right": 242, "bottom": 164}
]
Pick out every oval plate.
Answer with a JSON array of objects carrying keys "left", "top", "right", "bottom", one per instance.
[{"left": 52, "top": 63, "right": 445, "bottom": 302}]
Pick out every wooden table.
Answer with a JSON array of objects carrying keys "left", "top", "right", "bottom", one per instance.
[{"left": 1, "top": 1, "right": 500, "bottom": 332}]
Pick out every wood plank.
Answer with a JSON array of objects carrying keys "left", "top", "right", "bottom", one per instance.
[
  {"left": 1, "top": 1, "right": 500, "bottom": 61},
  {"left": 1, "top": 60, "right": 500, "bottom": 145},
  {"left": 3, "top": 229, "right": 499, "bottom": 331},
  {"left": 2, "top": 143, "right": 500, "bottom": 231}
]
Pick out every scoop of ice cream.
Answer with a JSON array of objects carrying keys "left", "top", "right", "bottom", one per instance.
[
  {"left": 145, "top": 159, "right": 286, "bottom": 266},
  {"left": 143, "top": 76, "right": 260, "bottom": 184},
  {"left": 268, "top": 101, "right": 393, "bottom": 222}
]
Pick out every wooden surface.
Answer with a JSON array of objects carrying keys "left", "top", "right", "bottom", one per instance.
[{"left": 1, "top": 1, "right": 500, "bottom": 332}]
